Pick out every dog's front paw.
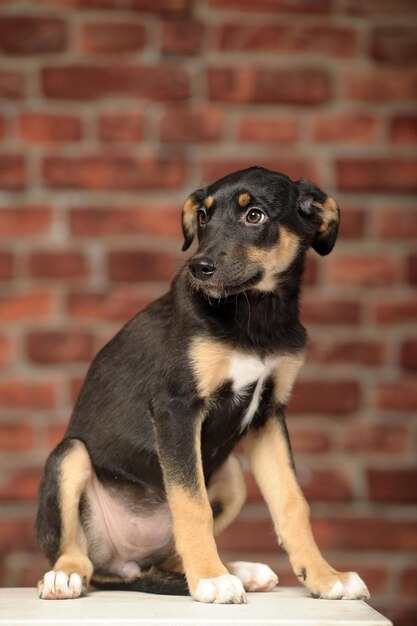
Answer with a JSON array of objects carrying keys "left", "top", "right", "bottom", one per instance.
[
  {"left": 193, "top": 574, "right": 247, "bottom": 604},
  {"left": 227, "top": 561, "right": 278, "bottom": 592},
  {"left": 38, "top": 570, "right": 86, "bottom": 600},
  {"left": 311, "top": 571, "right": 370, "bottom": 600}
]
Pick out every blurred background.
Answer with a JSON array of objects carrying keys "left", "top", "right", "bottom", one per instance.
[{"left": 0, "top": 0, "right": 416, "bottom": 622}]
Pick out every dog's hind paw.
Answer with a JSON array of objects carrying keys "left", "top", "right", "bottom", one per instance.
[
  {"left": 227, "top": 561, "right": 278, "bottom": 592},
  {"left": 38, "top": 570, "right": 85, "bottom": 600},
  {"left": 193, "top": 574, "right": 247, "bottom": 604}
]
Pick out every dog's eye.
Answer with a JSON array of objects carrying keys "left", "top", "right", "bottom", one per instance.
[
  {"left": 197, "top": 209, "right": 208, "bottom": 227},
  {"left": 245, "top": 208, "right": 265, "bottom": 225}
]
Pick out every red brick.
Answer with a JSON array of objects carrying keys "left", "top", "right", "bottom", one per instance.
[
  {"left": 400, "top": 567, "right": 417, "bottom": 599},
  {"left": 0, "top": 423, "right": 34, "bottom": 451},
  {"left": 43, "top": 155, "right": 185, "bottom": 190},
  {"left": 202, "top": 158, "right": 317, "bottom": 186},
  {"left": 376, "top": 379, "right": 417, "bottom": 411},
  {"left": 408, "top": 253, "right": 417, "bottom": 285},
  {"left": 0, "top": 252, "right": 13, "bottom": 280},
  {"left": 67, "top": 290, "right": 151, "bottom": 322},
  {"left": 208, "top": 67, "right": 331, "bottom": 105},
  {"left": 301, "top": 298, "right": 361, "bottom": 325},
  {"left": 0, "top": 155, "right": 25, "bottom": 190},
  {"left": 209, "top": 0, "right": 331, "bottom": 13},
  {"left": 160, "top": 106, "right": 223, "bottom": 142},
  {"left": 336, "top": 159, "right": 417, "bottom": 192},
  {"left": 48, "top": 423, "right": 67, "bottom": 448},
  {"left": 338, "top": 208, "right": 366, "bottom": 239},
  {"left": 401, "top": 339, "right": 417, "bottom": 371},
  {"left": 374, "top": 298, "right": 417, "bottom": 324},
  {"left": 0, "top": 290, "right": 52, "bottom": 320},
  {"left": 367, "top": 468, "right": 417, "bottom": 503},
  {"left": 312, "top": 114, "right": 376, "bottom": 142},
  {"left": 390, "top": 114, "right": 417, "bottom": 144},
  {"left": 0, "top": 17, "right": 66, "bottom": 54},
  {"left": 341, "top": 0, "right": 417, "bottom": 15},
  {"left": 161, "top": 19, "right": 204, "bottom": 55},
  {"left": 376, "top": 208, "right": 417, "bottom": 239},
  {"left": 42, "top": 65, "right": 189, "bottom": 100},
  {"left": 312, "top": 517, "right": 417, "bottom": 551},
  {"left": 289, "top": 380, "right": 361, "bottom": 415},
  {"left": 309, "top": 339, "right": 386, "bottom": 366},
  {"left": 26, "top": 331, "right": 95, "bottom": 364},
  {"left": 0, "top": 335, "right": 12, "bottom": 367},
  {"left": 290, "top": 429, "right": 330, "bottom": 453},
  {"left": 81, "top": 22, "right": 146, "bottom": 53},
  {"left": 0, "top": 116, "right": 5, "bottom": 140},
  {"left": 98, "top": 113, "right": 144, "bottom": 142},
  {"left": 41, "top": 0, "right": 191, "bottom": 12},
  {"left": 108, "top": 250, "right": 178, "bottom": 282},
  {"left": 0, "top": 379, "right": 56, "bottom": 409},
  {"left": 345, "top": 425, "right": 406, "bottom": 453},
  {"left": 218, "top": 24, "right": 356, "bottom": 57},
  {"left": 0, "top": 70, "right": 25, "bottom": 99},
  {"left": 328, "top": 255, "right": 404, "bottom": 286},
  {"left": 237, "top": 116, "right": 298, "bottom": 143},
  {"left": 370, "top": 26, "right": 417, "bottom": 65},
  {"left": 0, "top": 468, "right": 42, "bottom": 502},
  {"left": 0, "top": 207, "right": 51, "bottom": 236},
  {"left": 19, "top": 113, "right": 81, "bottom": 143},
  {"left": 0, "top": 518, "right": 37, "bottom": 551},
  {"left": 217, "top": 517, "right": 417, "bottom": 552},
  {"left": 29, "top": 251, "right": 88, "bottom": 279},
  {"left": 345, "top": 69, "right": 417, "bottom": 101},
  {"left": 70, "top": 206, "right": 180, "bottom": 238},
  {"left": 5, "top": 551, "right": 49, "bottom": 588}
]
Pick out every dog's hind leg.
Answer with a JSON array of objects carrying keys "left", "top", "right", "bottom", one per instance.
[
  {"left": 37, "top": 439, "right": 94, "bottom": 599},
  {"left": 208, "top": 454, "right": 278, "bottom": 593}
]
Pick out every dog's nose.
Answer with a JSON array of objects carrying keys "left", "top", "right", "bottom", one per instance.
[{"left": 188, "top": 256, "right": 217, "bottom": 280}]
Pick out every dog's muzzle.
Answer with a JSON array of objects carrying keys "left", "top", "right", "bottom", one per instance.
[{"left": 188, "top": 256, "right": 217, "bottom": 281}]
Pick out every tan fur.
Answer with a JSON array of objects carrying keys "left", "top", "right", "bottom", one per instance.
[
  {"left": 273, "top": 352, "right": 305, "bottom": 405},
  {"left": 314, "top": 196, "right": 339, "bottom": 234},
  {"left": 189, "top": 337, "right": 231, "bottom": 398},
  {"left": 52, "top": 441, "right": 94, "bottom": 583},
  {"left": 165, "top": 419, "right": 227, "bottom": 592},
  {"left": 248, "top": 227, "right": 300, "bottom": 292},
  {"left": 238, "top": 192, "right": 251, "bottom": 207},
  {"left": 244, "top": 419, "right": 342, "bottom": 596},
  {"left": 182, "top": 196, "right": 199, "bottom": 240},
  {"left": 204, "top": 195, "right": 214, "bottom": 209},
  {"left": 208, "top": 454, "right": 247, "bottom": 536}
]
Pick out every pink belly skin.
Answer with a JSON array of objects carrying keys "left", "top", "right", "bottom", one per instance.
[{"left": 85, "top": 472, "right": 173, "bottom": 572}]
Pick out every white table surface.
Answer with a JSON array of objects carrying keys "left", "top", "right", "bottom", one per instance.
[{"left": 0, "top": 587, "right": 392, "bottom": 626}]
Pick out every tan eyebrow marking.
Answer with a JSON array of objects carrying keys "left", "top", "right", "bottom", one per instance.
[
  {"left": 204, "top": 196, "right": 214, "bottom": 209},
  {"left": 238, "top": 193, "right": 251, "bottom": 207}
]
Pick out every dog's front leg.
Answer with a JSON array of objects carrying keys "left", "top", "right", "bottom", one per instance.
[
  {"left": 156, "top": 409, "right": 246, "bottom": 604},
  {"left": 244, "top": 415, "right": 370, "bottom": 600}
]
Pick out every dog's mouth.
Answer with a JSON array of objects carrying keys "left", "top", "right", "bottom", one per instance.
[{"left": 188, "top": 271, "right": 264, "bottom": 299}]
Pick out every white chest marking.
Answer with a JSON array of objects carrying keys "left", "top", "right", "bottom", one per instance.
[{"left": 229, "top": 353, "right": 276, "bottom": 431}]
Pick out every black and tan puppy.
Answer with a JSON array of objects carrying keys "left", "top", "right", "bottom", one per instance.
[{"left": 36, "top": 167, "right": 369, "bottom": 603}]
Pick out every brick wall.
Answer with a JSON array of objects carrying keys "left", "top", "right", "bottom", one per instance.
[{"left": 0, "top": 0, "right": 416, "bottom": 622}]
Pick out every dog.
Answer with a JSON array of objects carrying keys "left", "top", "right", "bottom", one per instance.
[{"left": 36, "top": 166, "right": 370, "bottom": 603}]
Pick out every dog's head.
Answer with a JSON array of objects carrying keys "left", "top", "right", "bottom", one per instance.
[{"left": 181, "top": 166, "right": 339, "bottom": 297}]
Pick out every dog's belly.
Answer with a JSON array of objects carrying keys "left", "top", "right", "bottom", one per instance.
[{"left": 84, "top": 472, "right": 173, "bottom": 571}]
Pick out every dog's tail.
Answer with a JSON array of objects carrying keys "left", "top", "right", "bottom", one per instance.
[{"left": 91, "top": 566, "right": 189, "bottom": 596}]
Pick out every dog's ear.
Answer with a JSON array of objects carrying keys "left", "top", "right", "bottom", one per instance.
[
  {"left": 296, "top": 178, "right": 340, "bottom": 256},
  {"left": 181, "top": 189, "right": 205, "bottom": 252}
]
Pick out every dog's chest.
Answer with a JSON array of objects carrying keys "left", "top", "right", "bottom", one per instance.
[{"left": 228, "top": 353, "right": 276, "bottom": 430}]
